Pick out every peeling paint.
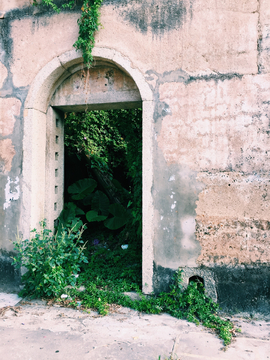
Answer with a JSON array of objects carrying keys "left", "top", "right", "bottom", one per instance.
[{"left": 3, "top": 176, "right": 20, "bottom": 210}]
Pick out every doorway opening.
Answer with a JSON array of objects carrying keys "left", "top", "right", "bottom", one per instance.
[
  {"left": 61, "top": 108, "right": 143, "bottom": 288},
  {"left": 22, "top": 49, "right": 154, "bottom": 293}
]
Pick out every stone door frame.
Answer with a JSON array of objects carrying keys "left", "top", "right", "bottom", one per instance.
[{"left": 21, "top": 48, "right": 154, "bottom": 293}]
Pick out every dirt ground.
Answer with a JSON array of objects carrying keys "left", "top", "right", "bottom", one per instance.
[{"left": 0, "top": 293, "right": 270, "bottom": 360}]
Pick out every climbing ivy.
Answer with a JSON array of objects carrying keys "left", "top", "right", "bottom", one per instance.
[
  {"left": 33, "top": 0, "right": 103, "bottom": 66},
  {"left": 75, "top": 0, "right": 103, "bottom": 66}
]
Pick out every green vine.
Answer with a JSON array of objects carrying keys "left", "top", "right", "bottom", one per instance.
[{"left": 33, "top": 0, "right": 103, "bottom": 67}]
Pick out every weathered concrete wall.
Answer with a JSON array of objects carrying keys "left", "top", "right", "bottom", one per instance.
[
  {"left": 51, "top": 65, "right": 141, "bottom": 111},
  {"left": 158, "top": 75, "right": 270, "bottom": 266},
  {"left": 1, "top": 0, "right": 270, "bottom": 311}
]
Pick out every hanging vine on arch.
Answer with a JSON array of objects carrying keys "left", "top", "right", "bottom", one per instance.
[{"left": 33, "top": 0, "right": 103, "bottom": 67}]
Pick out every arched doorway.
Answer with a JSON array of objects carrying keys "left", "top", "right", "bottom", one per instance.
[{"left": 21, "top": 48, "right": 154, "bottom": 293}]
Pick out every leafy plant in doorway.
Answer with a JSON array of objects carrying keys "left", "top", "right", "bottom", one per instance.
[
  {"left": 62, "top": 177, "right": 131, "bottom": 230},
  {"left": 57, "top": 201, "right": 85, "bottom": 231},
  {"left": 12, "top": 221, "right": 88, "bottom": 298},
  {"left": 64, "top": 108, "right": 142, "bottom": 239}
]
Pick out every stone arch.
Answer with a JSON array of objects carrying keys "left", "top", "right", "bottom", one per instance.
[{"left": 21, "top": 48, "right": 154, "bottom": 293}]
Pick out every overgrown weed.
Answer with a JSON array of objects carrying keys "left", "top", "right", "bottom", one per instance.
[
  {"left": 13, "top": 222, "right": 236, "bottom": 346},
  {"left": 60, "top": 229, "right": 237, "bottom": 345},
  {"left": 12, "top": 221, "right": 88, "bottom": 298},
  {"left": 73, "top": 245, "right": 234, "bottom": 345}
]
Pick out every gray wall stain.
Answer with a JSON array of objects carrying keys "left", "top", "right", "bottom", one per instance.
[
  {"left": 0, "top": 7, "right": 29, "bottom": 267},
  {"left": 149, "top": 67, "right": 204, "bottom": 271},
  {"left": 152, "top": 157, "right": 204, "bottom": 269},
  {"left": 105, "top": 0, "right": 191, "bottom": 35}
]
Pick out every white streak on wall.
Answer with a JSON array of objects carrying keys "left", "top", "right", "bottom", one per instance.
[
  {"left": 3, "top": 176, "right": 20, "bottom": 210},
  {"left": 171, "top": 202, "right": 176, "bottom": 210}
]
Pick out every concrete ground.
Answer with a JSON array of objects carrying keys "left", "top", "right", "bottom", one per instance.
[{"left": 0, "top": 293, "right": 270, "bottom": 360}]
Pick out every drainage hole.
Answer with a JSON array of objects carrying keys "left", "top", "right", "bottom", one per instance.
[{"left": 189, "top": 275, "right": 204, "bottom": 287}]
